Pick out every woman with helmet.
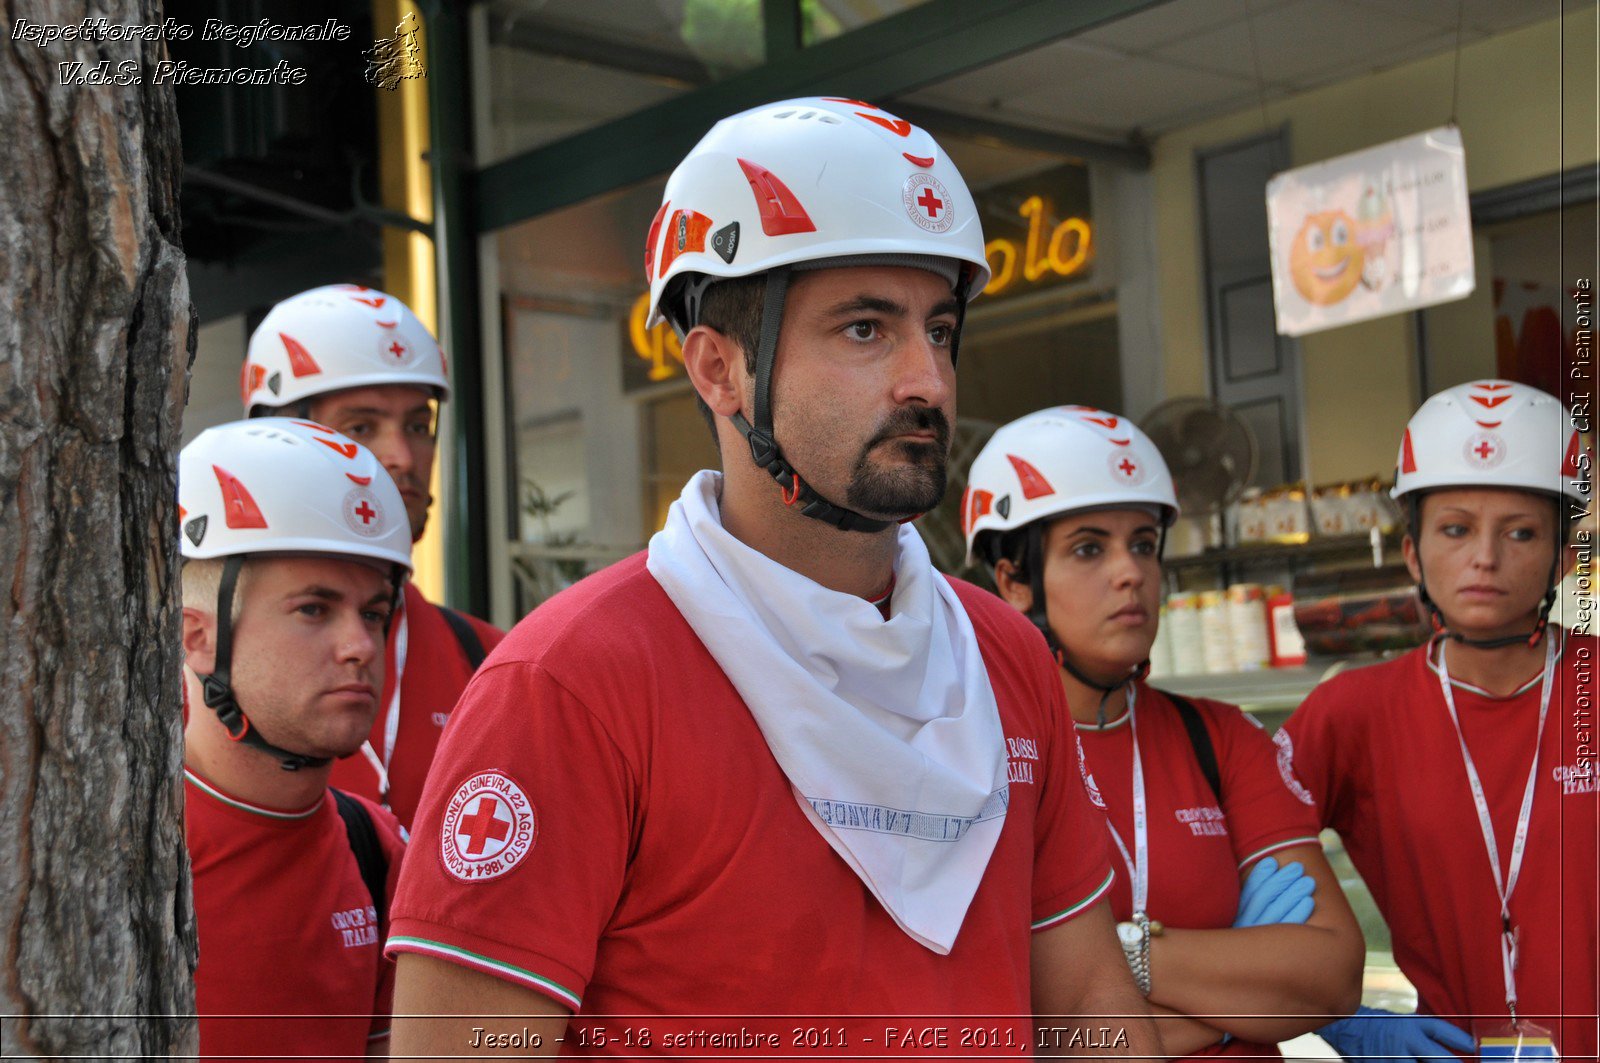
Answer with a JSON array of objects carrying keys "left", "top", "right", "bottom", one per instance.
[
  {"left": 179, "top": 418, "right": 412, "bottom": 1057},
  {"left": 1284, "top": 380, "right": 1596, "bottom": 1061},
  {"left": 965, "top": 405, "right": 1364, "bottom": 1057}
]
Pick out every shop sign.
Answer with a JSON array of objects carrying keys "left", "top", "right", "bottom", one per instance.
[
  {"left": 977, "top": 163, "right": 1095, "bottom": 300},
  {"left": 623, "top": 293, "right": 684, "bottom": 392},
  {"left": 1266, "top": 126, "right": 1474, "bottom": 337}
]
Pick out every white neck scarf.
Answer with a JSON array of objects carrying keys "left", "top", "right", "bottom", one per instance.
[{"left": 647, "top": 471, "right": 1009, "bottom": 954}]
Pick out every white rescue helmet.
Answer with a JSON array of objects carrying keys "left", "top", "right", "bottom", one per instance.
[
  {"left": 645, "top": 96, "right": 991, "bottom": 332},
  {"left": 242, "top": 285, "right": 449, "bottom": 414},
  {"left": 180, "top": 417, "right": 413, "bottom": 574},
  {"left": 1392, "top": 379, "right": 1586, "bottom": 505},
  {"left": 962, "top": 406, "right": 1180, "bottom": 566}
]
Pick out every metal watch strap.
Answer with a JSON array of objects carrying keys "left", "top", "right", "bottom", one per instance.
[{"left": 1118, "top": 914, "right": 1153, "bottom": 997}]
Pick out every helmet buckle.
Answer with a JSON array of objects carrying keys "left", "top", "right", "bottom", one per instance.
[{"left": 747, "top": 428, "right": 779, "bottom": 469}]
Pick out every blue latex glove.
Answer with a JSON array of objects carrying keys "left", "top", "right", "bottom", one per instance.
[
  {"left": 1318, "top": 1006, "right": 1476, "bottom": 1061},
  {"left": 1234, "top": 856, "right": 1316, "bottom": 928}
]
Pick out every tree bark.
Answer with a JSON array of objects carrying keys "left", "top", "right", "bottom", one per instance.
[{"left": 0, "top": 1, "right": 196, "bottom": 1056}]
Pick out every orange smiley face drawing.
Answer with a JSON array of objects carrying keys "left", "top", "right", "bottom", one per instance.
[{"left": 1288, "top": 210, "right": 1363, "bottom": 305}]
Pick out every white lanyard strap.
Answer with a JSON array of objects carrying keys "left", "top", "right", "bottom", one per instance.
[
  {"left": 358, "top": 599, "right": 409, "bottom": 804},
  {"left": 1104, "top": 687, "right": 1149, "bottom": 914},
  {"left": 1433, "top": 634, "right": 1558, "bottom": 1017}
]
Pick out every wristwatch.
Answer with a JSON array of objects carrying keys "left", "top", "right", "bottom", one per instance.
[{"left": 1115, "top": 912, "right": 1162, "bottom": 996}]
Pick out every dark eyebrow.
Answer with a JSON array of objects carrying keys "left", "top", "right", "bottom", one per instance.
[
  {"left": 820, "top": 295, "right": 962, "bottom": 321},
  {"left": 326, "top": 404, "right": 433, "bottom": 419},
  {"left": 1433, "top": 506, "right": 1546, "bottom": 525},
  {"left": 291, "top": 586, "right": 393, "bottom": 608},
  {"left": 1063, "top": 523, "right": 1160, "bottom": 538},
  {"left": 823, "top": 295, "right": 905, "bottom": 319}
]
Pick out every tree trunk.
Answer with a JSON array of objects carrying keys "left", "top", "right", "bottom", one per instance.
[{"left": 0, "top": 2, "right": 196, "bottom": 1056}]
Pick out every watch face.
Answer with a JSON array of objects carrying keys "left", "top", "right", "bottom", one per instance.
[{"left": 1116, "top": 922, "right": 1141, "bottom": 946}]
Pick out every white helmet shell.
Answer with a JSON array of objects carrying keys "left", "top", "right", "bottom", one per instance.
[
  {"left": 179, "top": 418, "right": 413, "bottom": 573},
  {"left": 1392, "top": 379, "right": 1586, "bottom": 504},
  {"left": 962, "top": 406, "right": 1181, "bottom": 566},
  {"left": 645, "top": 96, "right": 991, "bottom": 329},
  {"left": 242, "top": 285, "right": 449, "bottom": 413}
]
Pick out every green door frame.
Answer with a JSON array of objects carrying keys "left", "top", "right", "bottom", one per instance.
[{"left": 431, "top": 0, "right": 1169, "bottom": 615}]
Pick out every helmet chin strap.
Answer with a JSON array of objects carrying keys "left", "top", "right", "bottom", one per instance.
[
  {"left": 1409, "top": 496, "right": 1559, "bottom": 650},
  {"left": 1022, "top": 523, "right": 1147, "bottom": 725},
  {"left": 198, "top": 554, "right": 343, "bottom": 773},
  {"left": 726, "top": 264, "right": 971, "bottom": 535}
]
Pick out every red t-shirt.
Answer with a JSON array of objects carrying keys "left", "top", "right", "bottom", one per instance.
[
  {"left": 185, "top": 767, "right": 407, "bottom": 1061},
  {"left": 1283, "top": 635, "right": 1598, "bottom": 1060},
  {"left": 387, "top": 554, "right": 1113, "bottom": 1055},
  {"left": 328, "top": 581, "right": 504, "bottom": 829},
  {"left": 1076, "top": 685, "right": 1322, "bottom": 1059}
]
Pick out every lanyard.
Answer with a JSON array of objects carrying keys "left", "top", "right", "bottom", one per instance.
[
  {"left": 1433, "top": 634, "right": 1558, "bottom": 1019},
  {"left": 1102, "top": 686, "right": 1150, "bottom": 914},
  {"left": 358, "top": 597, "right": 409, "bottom": 804}
]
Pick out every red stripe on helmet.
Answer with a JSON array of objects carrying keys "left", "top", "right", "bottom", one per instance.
[
  {"left": 856, "top": 113, "right": 911, "bottom": 137},
  {"left": 278, "top": 334, "right": 322, "bottom": 378},
  {"left": 644, "top": 200, "right": 670, "bottom": 280},
  {"left": 737, "top": 159, "right": 816, "bottom": 237},
  {"left": 960, "top": 486, "right": 994, "bottom": 538},
  {"left": 1006, "top": 455, "right": 1055, "bottom": 500},
  {"left": 212, "top": 465, "right": 268, "bottom": 530}
]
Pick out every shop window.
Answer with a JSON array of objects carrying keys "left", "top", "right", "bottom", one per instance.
[{"left": 644, "top": 391, "right": 720, "bottom": 532}]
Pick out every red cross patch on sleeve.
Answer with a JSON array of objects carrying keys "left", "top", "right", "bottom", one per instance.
[{"left": 439, "top": 771, "right": 538, "bottom": 883}]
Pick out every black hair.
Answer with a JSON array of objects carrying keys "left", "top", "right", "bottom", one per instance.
[
  {"left": 974, "top": 524, "right": 1033, "bottom": 576},
  {"left": 683, "top": 274, "right": 766, "bottom": 448}
]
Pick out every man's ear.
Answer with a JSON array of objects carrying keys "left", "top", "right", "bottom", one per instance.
[
  {"left": 993, "top": 559, "right": 1034, "bottom": 612},
  {"left": 182, "top": 606, "right": 218, "bottom": 676},
  {"left": 680, "top": 325, "right": 746, "bottom": 419}
]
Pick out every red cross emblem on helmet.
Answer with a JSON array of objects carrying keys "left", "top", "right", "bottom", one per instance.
[
  {"left": 1108, "top": 450, "right": 1147, "bottom": 485},
  {"left": 343, "top": 486, "right": 386, "bottom": 537},
  {"left": 1463, "top": 431, "right": 1506, "bottom": 469},
  {"left": 902, "top": 173, "right": 954, "bottom": 233},
  {"left": 379, "top": 333, "right": 411, "bottom": 363}
]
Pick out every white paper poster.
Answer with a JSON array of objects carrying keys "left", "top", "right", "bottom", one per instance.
[{"left": 1266, "top": 126, "right": 1474, "bottom": 337}]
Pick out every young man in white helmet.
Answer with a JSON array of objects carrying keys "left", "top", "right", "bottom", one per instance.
[
  {"left": 179, "top": 418, "right": 413, "bottom": 1056},
  {"left": 242, "top": 284, "right": 504, "bottom": 830},
  {"left": 1282, "top": 380, "right": 1596, "bottom": 1061},
  {"left": 965, "top": 406, "right": 1364, "bottom": 1059},
  {"left": 386, "top": 97, "right": 1161, "bottom": 1056}
]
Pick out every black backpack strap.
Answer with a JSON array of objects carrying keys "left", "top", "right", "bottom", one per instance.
[
  {"left": 331, "top": 788, "right": 389, "bottom": 931},
  {"left": 438, "top": 604, "right": 487, "bottom": 671},
  {"left": 1160, "top": 691, "right": 1223, "bottom": 805}
]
